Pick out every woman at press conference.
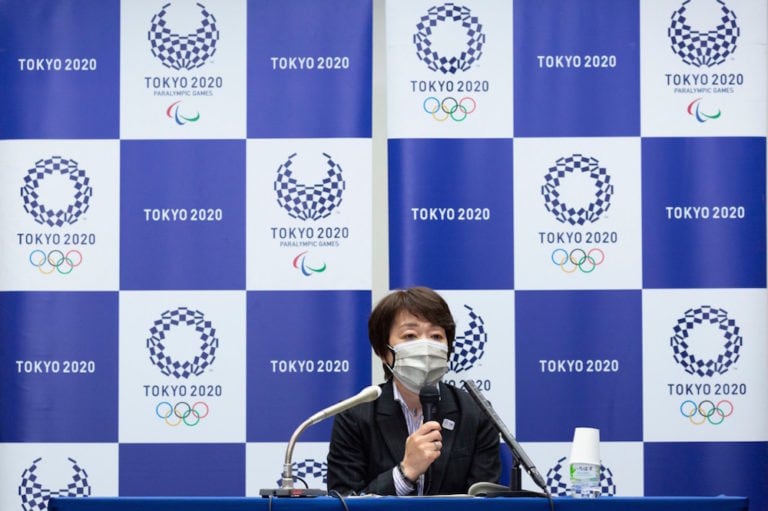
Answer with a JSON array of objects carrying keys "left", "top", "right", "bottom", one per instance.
[{"left": 326, "top": 286, "right": 501, "bottom": 495}]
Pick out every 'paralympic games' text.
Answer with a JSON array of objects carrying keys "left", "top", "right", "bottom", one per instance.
[
  {"left": 539, "top": 359, "right": 619, "bottom": 373},
  {"left": 270, "top": 359, "right": 350, "bottom": 373},
  {"left": 665, "top": 206, "right": 745, "bottom": 220}
]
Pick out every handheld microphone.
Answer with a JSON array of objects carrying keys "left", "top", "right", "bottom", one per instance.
[
  {"left": 419, "top": 384, "right": 440, "bottom": 495},
  {"left": 419, "top": 384, "right": 440, "bottom": 423},
  {"left": 463, "top": 380, "right": 549, "bottom": 495},
  {"left": 259, "top": 385, "right": 382, "bottom": 497}
]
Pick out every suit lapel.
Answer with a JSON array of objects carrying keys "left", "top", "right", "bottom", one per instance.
[{"left": 376, "top": 381, "right": 410, "bottom": 463}]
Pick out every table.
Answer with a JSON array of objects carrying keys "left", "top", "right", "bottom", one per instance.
[{"left": 49, "top": 496, "right": 749, "bottom": 511}]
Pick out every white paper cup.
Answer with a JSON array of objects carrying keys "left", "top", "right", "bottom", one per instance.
[{"left": 569, "top": 427, "right": 601, "bottom": 465}]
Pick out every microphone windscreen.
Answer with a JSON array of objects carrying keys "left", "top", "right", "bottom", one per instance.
[{"left": 419, "top": 385, "right": 439, "bottom": 423}]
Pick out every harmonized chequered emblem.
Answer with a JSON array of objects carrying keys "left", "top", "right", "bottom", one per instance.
[
  {"left": 541, "top": 154, "right": 613, "bottom": 226},
  {"left": 148, "top": 2, "right": 219, "bottom": 70},
  {"left": 18, "top": 457, "right": 92, "bottom": 511},
  {"left": 449, "top": 305, "right": 487, "bottom": 373},
  {"left": 413, "top": 2, "right": 485, "bottom": 74},
  {"left": 274, "top": 153, "right": 345, "bottom": 221},
  {"left": 668, "top": 0, "right": 739, "bottom": 67},
  {"left": 146, "top": 307, "right": 219, "bottom": 378},
  {"left": 545, "top": 456, "right": 616, "bottom": 497},
  {"left": 20, "top": 156, "right": 92, "bottom": 227},
  {"left": 670, "top": 305, "right": 742, "bottom": 377},
  {"left": 275, "top": 459, "right": 328, "bottom": 486}
]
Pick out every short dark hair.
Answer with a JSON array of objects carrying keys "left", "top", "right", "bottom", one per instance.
[{"left": 369, "top": 287, "right": 455, "bottom": 379}]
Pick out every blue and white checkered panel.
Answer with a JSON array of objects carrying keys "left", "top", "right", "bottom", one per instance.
[
  {"left": 1, "top": 0, "right": 767, "bottom": 509},
  {"left": 387, "top": 0, "right": 767, "bottom": 509}
]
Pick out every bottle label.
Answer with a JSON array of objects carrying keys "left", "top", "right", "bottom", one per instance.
[{"left": 570, "top": 463, "right": 600, "bottom": 498}]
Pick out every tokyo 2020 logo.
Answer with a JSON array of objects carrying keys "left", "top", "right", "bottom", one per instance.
[
  {"left": 449, "top": 305, "right": 487, "bottom": 373},
  {"left": 146, "top": 307, "right": 219, "bottom": 378},
  {"left": 413, "top": 3, "right": 485, "bottom": 74},
  {"left": 541, "top": 154, "right": 613, "bottom": 226},
  {"left": 18, "top": 457, "right": 92, "bottom": 511},
  {"left": 670, "top": 305, "right": 742, "bottom": 378},
  {"left": 148, "top": 2, "right": 219, "bottom": 70},
  {"left": 20, "top": 156, "right": 92, "bottom": 228},
  {"left": 274, "top": 153, "right": 346, "bottom": 221},
  {"left": 668, "top": 0, "right": 739, "bottom": 67}
]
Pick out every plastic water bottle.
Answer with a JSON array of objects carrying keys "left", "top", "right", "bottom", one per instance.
[{"left": 570, "top": 462, "right": 601, "bottom": 498}]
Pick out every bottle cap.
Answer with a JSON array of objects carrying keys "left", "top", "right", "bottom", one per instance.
[{"left": 569, "top": 427, "right": 600, "bottom": 465}]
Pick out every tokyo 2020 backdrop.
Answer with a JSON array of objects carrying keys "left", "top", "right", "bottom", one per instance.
[{"left": 0, "top": 1, "right": 766, "bottom": 511}]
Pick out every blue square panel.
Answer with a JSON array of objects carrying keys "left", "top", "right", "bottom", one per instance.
[
  {"left": 515, "top": 290, "right": 643, "bottom": 442},
  {"left": 389, "top": 138, "right": 514, "bottom": 290},
  {"left": 119, "top": 443, "right": 245, "bottom": 496},
  {"left": 645, "top": 442, "right": 768, "bottom": 511},
  {"left": 642, "top": 137, "right": 766, "bottom": 289},
  {"left": 0, "top": 1, "right": 119, "bottom": 139},
  {"left": 247, "top": 0, "right": 372, "bottom": 138},
  {"left": 120, "top": 140, "right": 246, "bottom": 290},
  {"left": 247, "top": 291, "right": 371, "bottom": 442},
  {"left": 0, "top": 292, "right": 118, "bottom": 442},
  {"left": 513, "top": 0, "right": 640, "bottom": 137}
]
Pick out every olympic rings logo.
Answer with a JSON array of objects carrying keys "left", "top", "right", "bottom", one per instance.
[
  {"left": 551, "top": 248, "right": 605, "bottom": 273},
  {"left": 29, "top": 249, "right": 83, "bottom": 275},
  {"left": 156, "top": 401, "right": 209, "bottom": 427},
  {"left": 680, "top": 399, "right": 733, "bottom": 426},
  {"left": 423, "top": 96, "right": 476, "bottom": 122}
]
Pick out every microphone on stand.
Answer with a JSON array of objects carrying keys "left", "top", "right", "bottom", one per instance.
[
  {"left": 463, "top": 380, "right": 550, "bottom": 497},
  {"left": 259, "top": 385, "right": 382, "bottom": 498},
  {"left": 419, "top": 384, "right": 440, "bottom": 495}
]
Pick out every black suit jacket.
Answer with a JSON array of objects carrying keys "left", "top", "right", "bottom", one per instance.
[{"left": 326, "top": 380, "right": 500, "bottom": 495}]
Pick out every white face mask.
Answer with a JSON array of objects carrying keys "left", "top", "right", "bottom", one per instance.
[{"left": 386, "top": 339, "right": 449, "bottom": 394}]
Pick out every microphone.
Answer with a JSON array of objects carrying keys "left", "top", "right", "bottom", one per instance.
[
  {"left": 419, "top": 384, "right": 440, "bottom": 423},
  {"left": 419, "top": 384, "right": 440, "bottom": 495},
  {"left": 259, "top": 385, "right": 382, "bottom": 498},
  {"left": 463, "top": 380, "right": 549, "bottom": 496}
]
